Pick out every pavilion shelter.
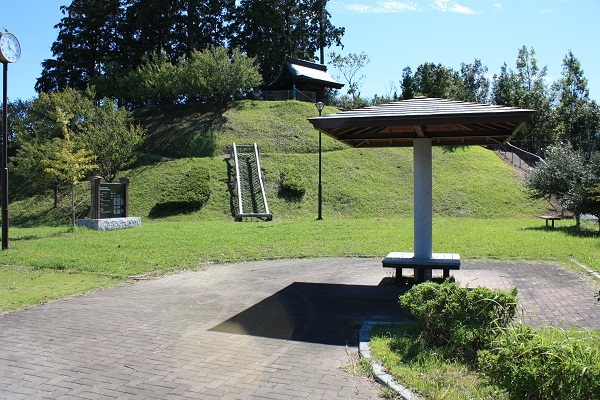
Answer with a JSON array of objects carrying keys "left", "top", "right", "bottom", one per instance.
[
  {"left": 308, "top": 97, "right": 535, "bottom": 281},
  {"left": 264, "top": 57, "right": 344, "bottom": 104}
]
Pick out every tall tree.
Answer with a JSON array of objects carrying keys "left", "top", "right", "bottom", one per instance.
[
  {"left": 38, "top": 0, "right": 237, "bottom": 97},
  {"left": 492, "top": 47, "right": 555, "bottom": 154},
  {"left": 455, "top": 59, "right": 489, "bottom": 103},
  {"left": 553, "top": 51, "right": 600, "bottom": 155},
  {"left": 174, "top": 0, "right": 236, "bottom": 57},
  {"left": 516, "top": 47, "right": 555, "bottom": 152},
  {"left": 36, "top": 0, "right": 123, "bottom": 93},
  {"left": 400, "top": 66, "right": 417, "bottom": 100},
  {"left": 119, "top": 0, "right": 181, "bottom": 65},
  {"left": 413, "top": 62, "right": 456, "bottom": 98},
  {"left": 328, "top": 52, "right": 369, "bottom": 101},
  {"left": 232, "top": 0, "right": 344, "bottom": 85},
  {"left": 491, "top": 63, "right": 520, "bottom": 107}
]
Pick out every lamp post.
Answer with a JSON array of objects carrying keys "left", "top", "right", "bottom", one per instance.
[{"left": 316, "top": 102, "right": 324, "bottom": 220}]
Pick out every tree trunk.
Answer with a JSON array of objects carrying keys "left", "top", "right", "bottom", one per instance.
[
  {"left": 53, "top": 185, "right": 58, "bottom": 209},
  {"left": 71, "top": 183, "right": 76, "bottom": 228}
]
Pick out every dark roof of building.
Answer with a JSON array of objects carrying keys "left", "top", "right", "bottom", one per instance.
[
  {"left": 266, "top": 57, "right": 344, "bottom": 90},
  {"left": 308, "top": 97, "right": 535, "bottom": 148}
]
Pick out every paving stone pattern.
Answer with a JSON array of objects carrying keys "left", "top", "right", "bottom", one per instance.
[{"left": 1, "top": 258, "right": 599, "bottom": 399}]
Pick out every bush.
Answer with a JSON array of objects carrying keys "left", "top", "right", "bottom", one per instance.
[
  {"left": 151, "top": 163, "right": 211, "bottom": 215},
  {"left": 479, "top": 326, "right": 600, "bottom": 399},
  {"left": 399, "top": 280, "right": 518, "bottom": 362},
  {"left": 278, "top": 166, "right": 307, "bottom": 200}
]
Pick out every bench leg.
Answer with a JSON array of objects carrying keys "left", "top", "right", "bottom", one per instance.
[
  {"left": 416, "top": 268, "right": 424, "bottom": 283},
  {"left": 395, "top": 267, "right": 402, "bottom": 280},
  {"left": 443, "top": 269, "right": 450, "bottom": 279}
]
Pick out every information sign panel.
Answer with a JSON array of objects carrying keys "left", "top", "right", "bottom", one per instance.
[{"left": 99, "top": 183, "right": 126, "bottom": 218}]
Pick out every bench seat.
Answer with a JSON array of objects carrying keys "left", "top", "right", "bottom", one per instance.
[
  {"left": 538, "top": 215, "right": 561, "bottom": 228},
  {"left": 382, "top": 252, "right": 461, "bottom": 282}
]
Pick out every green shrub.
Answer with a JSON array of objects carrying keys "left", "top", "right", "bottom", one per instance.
[
  {"left": 278, "top": 166, "right": 307, "bottom": 200},
  {"left": 479, "top": 326, "right": 600, "bottom": 400},
  {"left": 152, "top": 163, "right": 211, "bottom": 215},
  {"left": 399, "top": 280, "right": 518, "bottom": 362}
]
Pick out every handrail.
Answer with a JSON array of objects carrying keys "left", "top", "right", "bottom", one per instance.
[
  {"left": 504, "top": 142, "right": 544, "bottom": 164},
  {"left": 253, "top": 143, "right": 270, "bottom": 215}
]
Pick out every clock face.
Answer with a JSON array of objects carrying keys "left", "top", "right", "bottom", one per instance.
[{"left": 0, "top": 33, "right": 21, "bottom": 63}]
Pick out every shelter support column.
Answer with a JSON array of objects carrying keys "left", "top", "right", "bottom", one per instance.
[{"left": 413, "top": 138, "right": 433, "bottom": 280}]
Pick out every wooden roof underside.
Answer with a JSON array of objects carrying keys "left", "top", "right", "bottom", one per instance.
[{"left": 308, "top": 98, "right": 535, "bottom": 148}]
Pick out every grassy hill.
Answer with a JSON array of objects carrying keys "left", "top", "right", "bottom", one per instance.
[{"left": 9, "top": 100, "right": 551, "bottom": 224}]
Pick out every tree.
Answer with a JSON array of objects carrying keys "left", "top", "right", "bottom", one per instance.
[
  {"left": 11, "top": 88, "right": 144, "bottom": 205},
  {"left": 180, "top": 47, "right": 262, "bottom": 114},
  {"left": 38, "top": 0, "right": 237, "bottom": 97},
  {"left": 491, "top": 63, "right": 520, "bottom": 107},
  {"left": 125, "top": 52, "right": 183, "bottom": 107},
  {"left": 491, "top": 47, "right": 555, "bottom": 154},
  {"left": 455, "top": 59, "right": 489, "bottom": 103},
  {"left": 82, "top": 100, "right": 145, "bottom": 182},
  {"left": 525, "top": 143, "right": 598, "bottom": 226},
  {"left": 328, "top": 52, "right": 370, "bottom": 101},
  {"left": 515, "top": 47, "right": 555, "bottom": 153},
  {"left": 36, "top": 0, "right": 123, "bottom": 93},
  {"left": 414, "top": 63, "right": 456, "bottom": 98},
  {"left": 42, "top": 109, "right": 96, "bottom": 227},
  {"left": 11, "top": 89, "right": 96, "bottom": 204},
  {"left": 400, "top": 66, "right": 417, "bottom": 100},
  {"left": 553, "top": 51, "right": 600, "bottom": 155},
  {"left": 232, "top": 0, "right": 344, "bottom": 85},
  {"left": 174, "top": 0, "right": 236, "bottom": 57}
]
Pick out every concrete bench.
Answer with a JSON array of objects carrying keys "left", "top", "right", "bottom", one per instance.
[
  {"left": 538, "top": 215, "right": 561, "bottom": 228},
  {"left": 382, "top": 252, "right": 461, "bottom": 283}
]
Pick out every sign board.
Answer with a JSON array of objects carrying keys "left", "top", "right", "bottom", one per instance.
[
  {"left": 99, "top": 183, "right": 126, "bottom": 218},
  {"left": 90, "top": 177, "right": 130, "bottom": 219}
]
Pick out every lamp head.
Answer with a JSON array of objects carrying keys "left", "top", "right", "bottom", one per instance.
[{"left": 316, "top": 102, "right": 324, "bottom": 112}]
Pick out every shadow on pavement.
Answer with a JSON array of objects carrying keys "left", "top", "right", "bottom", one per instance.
[{"left": 209, "top": 279, "right": 410, "bottom": 346}]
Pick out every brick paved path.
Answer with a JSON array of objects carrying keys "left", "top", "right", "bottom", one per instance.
[{"left": 1, "top": 258, "right": 599, "bottom": 399}]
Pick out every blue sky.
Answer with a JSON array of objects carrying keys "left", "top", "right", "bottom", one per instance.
[{"left": 2, "top": 0, "right": 599, "bottom": 102}]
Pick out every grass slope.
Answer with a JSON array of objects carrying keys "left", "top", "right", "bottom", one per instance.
[
  {"left": 6, "top": 100, "right": 592, "bottom": 313},
  {"left": 10, "top": 100, "right": 550, "bottom": 223},
  {"left": 135, "top": 100, "right": 551, "bottom": 219}
]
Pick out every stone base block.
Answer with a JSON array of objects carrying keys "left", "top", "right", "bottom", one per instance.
[{"left": 76, "top": 217, "right": 142, "bottom": 231}]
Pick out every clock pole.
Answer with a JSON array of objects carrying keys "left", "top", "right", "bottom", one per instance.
[
  {"left": 0, "top": 31, "right": 20, "bottom": 250},
  {"left": 2, "top": 61, "right": 8, "bottom": 250}
]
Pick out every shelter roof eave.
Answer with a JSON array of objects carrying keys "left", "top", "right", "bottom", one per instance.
[
  {"left": 265, "top": 56, "right": 344, "bottom": 90},
  {"left": 308, "top": 97, "right": 535, "bottom": 147}
]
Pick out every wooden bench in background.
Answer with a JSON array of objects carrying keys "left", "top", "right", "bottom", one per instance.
[
  {"left": 538, "top": 215, "right": 561, "bottom": 228},
  {"left": 382, "top": 252, "right": 461, "bottom": 283}
]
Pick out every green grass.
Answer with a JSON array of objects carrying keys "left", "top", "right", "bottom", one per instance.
[
  {"left": 2, "top": 100, "right": 597, "bottom": 312},
  {"left": 370, "top": 323, "right": 509, "bottom": 399},
  {"left": 1, "top": 218, "right": 598, "bottom": 312},
  {"left": 0, "top": 265, "right": 118, "bottom": 312},
  {"left": 371, "top": 324, "right": 600, "bottom": 400}
]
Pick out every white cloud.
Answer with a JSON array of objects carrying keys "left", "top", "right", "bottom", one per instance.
[
  {"left": 493, "top": 3, "right": 503, "bottom": 11},
  {"left": 431, "top": 0, "right": 479, "bottom": 15},
  {"left": 341, "top": 1, "right": 421, "bottom": 14},
  {"left": 540, "top": 8, "right": 557, "bottom": 15}
]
